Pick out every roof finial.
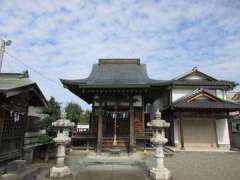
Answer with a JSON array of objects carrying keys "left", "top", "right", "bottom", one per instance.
[
  {"left": 192, "top": 66, "right": 198, "bottom": 72},
  {"left": 155, "top": 109, "right": 162, "bottom": 119},
  {"left": 61, "top": 111, "right": 67, "bottom": 119},
  {"left": 23, "top": 70, "right": 29, "bottom": 77}
]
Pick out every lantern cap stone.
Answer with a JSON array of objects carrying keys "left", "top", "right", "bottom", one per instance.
[{"left": 148, "top": 109, "right": 170, "bottom": 128}]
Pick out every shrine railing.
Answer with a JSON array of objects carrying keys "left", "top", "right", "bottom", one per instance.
[
  {"left": 0, "top": 150, "right": 21, "bottom": 162},
  {"left": 72, "top": 128, "right": 96, "bottom": 138},
  {"left": 136, "top": 128, "right": 153, "bottom": 138},
  {"left": 72, "top": 128, "right": 153, "bottom": 138}
]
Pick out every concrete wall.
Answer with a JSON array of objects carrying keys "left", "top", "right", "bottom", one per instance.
[{"left": 216, "top": 119, "right": 230, "bottom": 149}]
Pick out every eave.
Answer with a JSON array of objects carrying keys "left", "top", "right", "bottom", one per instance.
[{"left": 0, "top": 83, "right": 48, "bottom": 107}]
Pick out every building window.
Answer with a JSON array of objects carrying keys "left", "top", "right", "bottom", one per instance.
[{"left": 236, "top": 123, "right": 240, "bottom": 132}]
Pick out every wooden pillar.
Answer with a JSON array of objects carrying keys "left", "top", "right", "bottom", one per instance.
[
  {"left": 129, "top": 105, "right": 135, "bottom": 153},
  {"left": 0, "top": 108, "right": 5, "bottom": 151},
  {"left": 179, "top": 112, "right": 184, "bottom": 149},
  {"left": 20, "top": 109, "right": 28, "bottom": 159},
  {"left": 213, "top": 117, "right": 219, "bottom": 148},
  {"left": 142, "top": 106, "right": 145, "bottom": 136},
  {"left": 97, "top": 108, "right": 103, "bottom": 154},
  {"left": 170, "top": 113, "right": 175, "bottom": 146},
  {"left": 90, "top": 104, "right": 94, "bottom": 136}
]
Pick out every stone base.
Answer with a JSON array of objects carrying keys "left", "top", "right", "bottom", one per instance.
[
  {"left": 50, "top": 166, "right": 71, "bottom": 178},
  {"left": 150, "top": 168, "right": 172, "bottom": 180},
  {"left": 218, "top": 144, "right": 230, "bottom": 150}
]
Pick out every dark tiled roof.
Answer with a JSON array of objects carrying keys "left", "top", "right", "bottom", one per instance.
[
  {"left": 172, "top": 80, "right": 236, "bottom": 87},
  {"left": 0, "top": 72, "right": 34, "bottom": 91},
  {"left": 0, "top": 72, "right": 48, "bottom": 106},
  {"left": 232, "top": 92, "right": 240, "bottom": 102},
  {"left": 61, "top": 59, "right": 237, "bottom": 89},
  {"left": 171, "top": 89, "right": 240, "bottom": 111},
  {"left": 173, "top": 67, "right": 217, "bottom": 81},
  {"left": 172, "top": 67, "right": 236, "bottom": 88},
  {"left": 61, "top": 59, "right": 169, "bottom": 88},
  {"left": 173, "top": 100, "right": 240, "bottom": 110}
]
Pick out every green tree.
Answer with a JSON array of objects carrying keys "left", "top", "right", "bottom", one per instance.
[
  {"left": 42, "top": 96, "right": 61, "bottom": 129},
  {"left": 65, "top": 102, "right": 83, "bottom": 125},
  {"left": 79, "top": 109, "right": 91, "bottom": 123}
]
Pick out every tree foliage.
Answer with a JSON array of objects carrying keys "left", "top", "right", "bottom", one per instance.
[
  {"left": 79, "top": 109, "right": 91, "bottom": 123},
  {"left": 64, "top": 102, "right": 91, "bottom": 124},
  {"left": 65, "top": 102, "right": 83, "bottom": 125},
  {"left": 42, "top": 96, "right": 61, "bottom": 129}
]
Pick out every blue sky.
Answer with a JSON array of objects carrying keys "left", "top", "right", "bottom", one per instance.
[{"left": 0, "top": 0, "right": 240, "bottom": 109}]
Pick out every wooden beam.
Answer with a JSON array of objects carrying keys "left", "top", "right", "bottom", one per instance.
[
  {"left": 187, "top": 92, "right": 218, "bottom": 102},
  {"left": 129, "top": 102, "right": 135, "bottom": 153},
  {"left": 213, "top": 118, "right": 219, "bottom": 148},
  {"left": 0, "top": 108, "right": 5, "bottom": 151},
  {"left": 169, "top": 113, "right": 175, "bottom": 146},
  {"left": 142, "top": 106, "right": 145, "bottom": 135}
]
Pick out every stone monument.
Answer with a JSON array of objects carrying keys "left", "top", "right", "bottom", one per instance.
[
  {"left": 50, "top": 112, "right": 75, "bottom": 178},
  {"left": 148, "top": 110, "right": 171, "bottom": 180}
]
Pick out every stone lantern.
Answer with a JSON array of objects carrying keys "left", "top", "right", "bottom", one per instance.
[
  {"left": 148, "top": 110, "right": 171, "bottom": 180},
  {"left": 50, "top": 112, "right": 75, "bottom": 178}
]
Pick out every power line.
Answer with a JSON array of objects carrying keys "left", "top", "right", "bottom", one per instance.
[{"left": 5, "top": 50, "right": 62, "bottom": 87}]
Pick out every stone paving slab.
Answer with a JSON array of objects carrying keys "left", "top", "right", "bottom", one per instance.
[
  {"left": 74, "top": 165, "right": 147, "bottom": 180},
  {"left": 8, "top": 150, "right": 240, "bottom": 180},
  {"left": 67, "top": 150, "right": 240, "bottom": 180}
]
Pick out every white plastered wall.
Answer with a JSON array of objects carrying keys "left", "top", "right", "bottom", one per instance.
[
  {"left": 172, "top": 88, "right": 194, "bottom": 102},
  {"left": 216, "top": 118, "right": 230, "bottom": 149}
]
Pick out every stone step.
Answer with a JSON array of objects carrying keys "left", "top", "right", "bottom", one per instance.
[
  {"left": 102, "top": 144, "right": 128, "bottom": 149},
  {"left": 102, "top": 138, "right": 129, "bottom": 152},
  {"left": 164, "top": 147, "right": 174, "bottom": 157},
  {"left": 102, "top": 141, "right": 128, "bottom": 145},
  {"left": 102, "top": 147, "right": 129, "bottom": 152}
]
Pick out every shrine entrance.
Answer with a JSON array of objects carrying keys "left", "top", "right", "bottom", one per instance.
[{"left": 103, "top": 110, "right": 130, "bottom": 138}]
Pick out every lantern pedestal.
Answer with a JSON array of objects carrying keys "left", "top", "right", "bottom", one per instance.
[
  {"left": 50, "top": 166, "right": 71, "bottom": 178},
  {"left": 150, "top": 168, "right": 171, "bottom": 180}
]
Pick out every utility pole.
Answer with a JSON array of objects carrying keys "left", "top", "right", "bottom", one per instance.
[{"left": 0, "top": 39, "right": 12, "bottom": 72}]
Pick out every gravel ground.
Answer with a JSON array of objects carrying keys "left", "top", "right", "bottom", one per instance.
[
  {"left": 165, "top": 151, "right": 240, "bottom": 180},
  {"left": 33, "top": 150, "right": 240, "bottom": 180}
]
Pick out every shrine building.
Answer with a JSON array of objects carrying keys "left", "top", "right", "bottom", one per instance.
[{"left": 61, "top": 59, "right": 240, "bottom": 153}]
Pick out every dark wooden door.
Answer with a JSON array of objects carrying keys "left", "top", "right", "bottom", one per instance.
[
  {"left": 103, "top": 112, "right": 130, "bottom": 137},
  {"left": 104, "top": 114, "right": 114, "bottom": 137},
  {"left": 117, "top": 117, "right": 129, "bottom": 137}
]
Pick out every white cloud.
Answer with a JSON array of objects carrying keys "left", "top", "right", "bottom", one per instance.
[{"left": 0, "top": 0, "right": 240, "bottom": 109}]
